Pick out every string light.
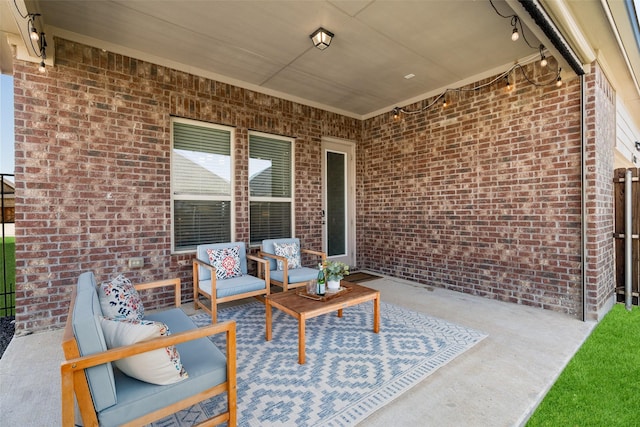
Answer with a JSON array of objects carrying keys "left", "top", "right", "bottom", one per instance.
[
  {"left": 556, "top": 68, "right": 563, "bottom": 87},
  {"left": 539, "top": 45, "right": 548, "bottom": 67},
  {"left": 12, "top": 2, "right": 48, "bottom": 72},
  {"left": 391, "top": 62, "right": 561, "bottom": 119},
  {"left": 511, "top": 27, "right": 519, "bottom": 42}
]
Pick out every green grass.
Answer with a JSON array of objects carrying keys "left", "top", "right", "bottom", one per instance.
[
  {"left": 527, "top": 303, "right": 640, "bottom": 426},
  {"left": 0, "top": 237, "right": 15, "bottom": 316}
]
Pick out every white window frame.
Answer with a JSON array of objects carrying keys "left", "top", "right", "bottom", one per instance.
[
  {"left": 170, "top": 117, "right": 235, "bottom": 253},
  {"left": 248, "top": 130, "right": 295, "bottom": 246}
]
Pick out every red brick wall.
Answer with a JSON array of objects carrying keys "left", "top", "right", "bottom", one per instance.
[
  {"left": 12, "top": 38, "right": 360, "bottom": 332},
  {"left": 359, "top": 63, "right": 587, "bottom": 316},
  {"left": 583, "top": 62, "right": 616, "bottom": 320},
  {"left": 12, "top": 38, "right": 615, "bottom": 332}
]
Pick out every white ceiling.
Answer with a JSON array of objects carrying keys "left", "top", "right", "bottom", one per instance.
[
  {"left": 0, "top": 0, "right": 640, "bottom": 126},
  {"left": 1, "top": 1, "right": 638, "bottom": 121}
]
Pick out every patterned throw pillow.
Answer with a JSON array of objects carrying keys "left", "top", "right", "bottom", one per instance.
[
  {"left": 207, "top": 246, "right": 242, "bottom": 280},
  {"left": 274, "top": 242, "right": 302, "bottom": 271},
  {"left": 99, "top": 317, "right": 188, "bottom": 385},
  {"left": 98, "top": 274, "right": 144, "bottom": 321}
]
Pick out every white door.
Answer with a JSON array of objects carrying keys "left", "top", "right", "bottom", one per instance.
[{"left": 321, "top": 138, "right": 356, "bottom": 267}]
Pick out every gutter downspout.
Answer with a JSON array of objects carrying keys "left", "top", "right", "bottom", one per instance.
[{"left": 581, "top": 74, "right": 587, "bottom": 321}]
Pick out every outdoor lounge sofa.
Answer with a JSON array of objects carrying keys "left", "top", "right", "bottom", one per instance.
[{"left": 61, "top": 271, "right": 237, "bottom": 426}]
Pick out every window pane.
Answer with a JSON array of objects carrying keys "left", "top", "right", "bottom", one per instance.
[
  {"left": 173, "top": 122, "right": 231, "bottom": 196},
  {"left": 249, "top": 135, "right": 291, "bottom": 197},
  {"left": 250, "top": 201, "right": 291, "bottom": 243},
  {"left": 174, "top": 200, "right": 231, "bottom": 251},
  {"left": 327, "top": 151, "right": 346, "bottom": 256},
  {"left": 171, "top": 119, "right": 233, "bottom": 252}
]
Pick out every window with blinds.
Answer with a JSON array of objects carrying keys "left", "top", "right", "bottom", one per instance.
[
  {"left": 249, "top": 132, "right": 294, "bottom": 245},
  {"left": 171, "top": 118, "right": 234, "bottom": 252}
]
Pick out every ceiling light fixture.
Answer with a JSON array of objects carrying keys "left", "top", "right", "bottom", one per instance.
[{"left": 310, "top": 27, "right": 334, "bottom": 50}]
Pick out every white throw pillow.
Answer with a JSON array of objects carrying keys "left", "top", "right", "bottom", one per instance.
[
  {"left": 274, "top": 242, "right": 302, "bottom": 271},
  {"left": 98, "top": 274, "right": 144, "bottom": 321},
  {"left": 99, "top": 317, "right": 188, "bottom": 385}
]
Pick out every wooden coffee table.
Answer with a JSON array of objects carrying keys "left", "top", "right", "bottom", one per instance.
[{"left": 265, "top": 281, "right": 380, "bottom": 364}]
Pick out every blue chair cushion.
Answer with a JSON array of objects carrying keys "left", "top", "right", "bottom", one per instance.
[
  {"left": 198, "top": 274, "right": 266, "bottom": 298},
  {"left": 97, "top": 309, "right": 228, "bottom": 427},
  {"left": 270, "top": 266, "right": 319, "bottom": 285},
  {"left": 72, "top": 271, "right": 117, "bottom": 412}
]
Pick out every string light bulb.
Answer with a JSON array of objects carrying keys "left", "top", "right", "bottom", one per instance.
[
  {"left": 539, "top": 45, "right": 547, "bottom": 67},
  {"left": 505, "top": 75, "right": 512, "bottom": 91},
  {"left": 392, "top": 107, "right": 400, "bottom": 120},
  {"left": 38, "top": 61, "right": 46, "bottom": 73},
  {"left": 511, "top": 27, "right": 519, "bottom": 41},
  {"left": 442, "top": 98, "right": 448, "bottom": 108},
  {"left": 540, "top": 55, "right": 548, "bottom": 67},
  {"left": 30, "top": 26, "right": 39, "bottom": 41},
  {"left": 555, "top": 68, "right": 563, "bottom": 87}
]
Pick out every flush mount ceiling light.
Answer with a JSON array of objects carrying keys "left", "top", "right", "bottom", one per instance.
[{"left": 310, "top": 27, "right": 334, "bottom": 50}]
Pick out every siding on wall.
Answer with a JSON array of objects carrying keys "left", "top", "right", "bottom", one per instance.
[{"left": 12, "top": 38, "right": 615, "bottom": 332}]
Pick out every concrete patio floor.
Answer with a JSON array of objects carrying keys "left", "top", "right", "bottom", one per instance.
[{"left": 0, "top": 274, "right": 595, "bottom": 426}]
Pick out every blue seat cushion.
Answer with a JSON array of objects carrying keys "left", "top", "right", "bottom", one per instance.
[
  {"left": 97, "top": 309, "right": 228, "bottom": 427},
  {"left": 270, "top": 266, "right": 318, "bottom": 285},
  {"left": 198, "top": 274, "right": 266, "bottom": 298}
]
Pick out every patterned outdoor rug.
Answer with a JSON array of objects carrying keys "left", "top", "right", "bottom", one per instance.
[{"left": 151, "top": 301, "right": 486, "bottom": 427}]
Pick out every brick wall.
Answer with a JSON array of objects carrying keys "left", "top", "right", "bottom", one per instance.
[
  {"left": 583, "top": 62, "right": 616, "bottom": 320},
  {"left": 359, "top": 63, "right": 587, "bottom": 316},
  {"left": 12, "top": 38, "right": 360, "bottom": 332},
  {"left": 12, "top": 38, "right": 615, "bottom": 332}
]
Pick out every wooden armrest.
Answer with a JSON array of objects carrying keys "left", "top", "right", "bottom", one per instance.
[
  {"left": 193, "top": 258, "right": 216, "bottom": 271},
  {"left": 301, "top": 248, "right": 326, "bottom": 259},
  {"left": 246, "top": 254, "right": 269, "bottom": 266},
  {"left": 135, "top": 278, "right": 181, "bottom": 307},
  {"left": 61, "top": 320, "right": 236, "bottom": 426},
  {"left": 258, "top": 252, "right": 286, "bottom": 262},
  {"left": 61, "top": 320, "right": 236, "bottom": 372}
]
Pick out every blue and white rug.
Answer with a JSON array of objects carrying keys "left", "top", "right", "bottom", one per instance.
[{"left": 152, "top": 301, "right": 486, "bottom": 427}]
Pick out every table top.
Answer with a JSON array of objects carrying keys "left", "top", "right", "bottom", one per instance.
[{"left": 265, "top": 281, "right": 379, "bottom": 316}]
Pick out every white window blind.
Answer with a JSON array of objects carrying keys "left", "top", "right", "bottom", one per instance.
[
  {"left": 249, "top": 132, "right": 293, "bottom": 244},
  {"left": 172, "top": 118, "right": 233, "bottom": 251}
]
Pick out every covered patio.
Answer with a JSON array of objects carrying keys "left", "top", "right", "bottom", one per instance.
[
  {"left": 1, "top": 275, "right": 593, "bottom": 425},
  {"left": 0, "top": 0, "right": 638, "bottom": 425}
]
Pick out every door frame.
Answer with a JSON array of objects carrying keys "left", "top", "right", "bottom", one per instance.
[{"left": 321, "top": 137, "right": 356, "bottom": 267}]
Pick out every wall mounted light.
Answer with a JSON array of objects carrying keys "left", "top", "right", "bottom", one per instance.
[{"left": 310, "top": 27, "right": 334, "bottom": 50}]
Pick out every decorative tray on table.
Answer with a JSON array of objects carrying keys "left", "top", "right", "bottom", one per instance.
[{"left": 296, "top": 285, "right": 352, "bottom": 302}]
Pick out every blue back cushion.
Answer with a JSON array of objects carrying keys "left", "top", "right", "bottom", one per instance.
[
  {"left": 262, "top": 238, "right": 299, "bottom": 271},
  {"left": 196, "top": 242, "right": 248, "bottom": 281},
  {"left": 72, "top": 271, "right": 117, "bottom": 411}
]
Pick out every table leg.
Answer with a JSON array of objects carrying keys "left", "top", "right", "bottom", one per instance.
[
  {"left": 266, "top": 301, "right": 272, "bottom": 341},
  {"left": 337, "top": 308, "right": 343, "bottom": 318},
  {"left": 373, "top": 295, "right": 380, "bottom": 333},
  {"left": 298, "top": 316, "right": 306, "bottom": 364}
]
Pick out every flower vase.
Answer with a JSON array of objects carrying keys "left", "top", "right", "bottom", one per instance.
[{"left": 327, "top": 279, "right": 341, "bottom": 291}]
